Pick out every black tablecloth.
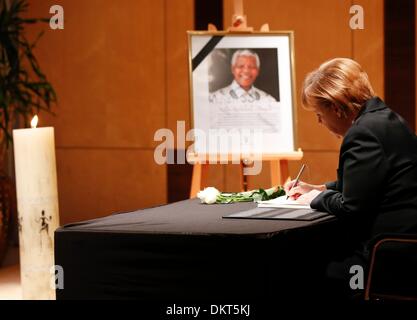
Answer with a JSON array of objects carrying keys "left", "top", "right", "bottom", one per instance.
[{"left": 55, "top": 199, "right": 338, "bottom": 300}]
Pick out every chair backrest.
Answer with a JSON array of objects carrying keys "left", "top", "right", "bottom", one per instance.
[{"left": 365, "top": 234, "right": 417, "bottom": 300}]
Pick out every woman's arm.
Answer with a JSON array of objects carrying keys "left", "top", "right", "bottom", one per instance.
[
  {"left": 325, "top": 181, "right": 337, "bottom": 190},
  {"left": 310, "top": 125, "right": 388, "bottom": 216}
]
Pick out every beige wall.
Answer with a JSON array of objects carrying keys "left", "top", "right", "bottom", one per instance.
[
  {"left": 27, "top": 0, "right": 194, "bottom": 224},
  {"left": 216, "top": 0, "right": 384, "bottom": 191}
]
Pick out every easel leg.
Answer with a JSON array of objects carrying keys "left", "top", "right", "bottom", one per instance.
[
  {"left": 280, "top": 159, "right": 290, "bottom": 184},
  {"left": 240, "top": 161, "right": 249, "bottom": 192},
  {"left": 270, "top": 160, "right": 290, "bottom": 187},
  {"left": 270, "top": 160, "right": 280, "bottom": 187},
  {"left": 190, "top": 163, "right": 209, "bottom": 198}
]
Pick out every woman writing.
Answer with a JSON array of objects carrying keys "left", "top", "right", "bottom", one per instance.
[{"left": 285, "top": 58, "right": 417, "bottom": 296}]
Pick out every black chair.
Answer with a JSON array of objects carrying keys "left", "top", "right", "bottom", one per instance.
[{"left": 365, "top": 233, "right": 417, "bottom": 300}]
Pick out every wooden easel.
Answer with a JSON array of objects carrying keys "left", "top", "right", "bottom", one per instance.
[{"left": 189, "top": 0, "right": 303, "bottom": 197}]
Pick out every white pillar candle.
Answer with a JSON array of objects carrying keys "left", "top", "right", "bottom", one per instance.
[{"left": 13, "top": 116, "right": 60, "bottom": 300}]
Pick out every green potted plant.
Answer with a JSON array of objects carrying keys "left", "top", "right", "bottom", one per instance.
[{"left": 0, "top": 0, "right": 56, "bottom": 264}]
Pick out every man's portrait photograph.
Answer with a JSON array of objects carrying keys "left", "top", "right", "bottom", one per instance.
[
  {"left": 189, "top": 33, "right": 296, "bottom": 154},
  {"left": 209, "top": 48, "right": 280, "bottom": 104}
]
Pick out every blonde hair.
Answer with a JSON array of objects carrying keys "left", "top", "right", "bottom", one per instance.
[{"left": 301, "top": 58, "right": 375, "bottom": 116}]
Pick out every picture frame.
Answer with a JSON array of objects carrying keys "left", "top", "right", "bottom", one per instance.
[{"left": 187, "top": 31, "right": 297, "bottom": 156}]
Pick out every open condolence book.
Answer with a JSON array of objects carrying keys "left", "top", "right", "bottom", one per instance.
[
  {"left": 257, "top": 195, "right": 311, "bottom": 209},
  {"left": 223, "top": 196, "right": 329, "bottom": 221}
]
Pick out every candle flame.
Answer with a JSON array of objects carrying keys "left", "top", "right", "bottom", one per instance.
[{"left": 31, "top": 115, "right": 38, "bottom": 128}]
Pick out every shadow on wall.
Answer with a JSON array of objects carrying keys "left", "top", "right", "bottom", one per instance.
[{"left": 167, "top": 150, "right": 193, "bottom": 203}]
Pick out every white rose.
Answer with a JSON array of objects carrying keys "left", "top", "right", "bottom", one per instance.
[
  {"left": 197, "top": 187, "right": 220, "bottom": 204},
  {"left": 197, "top": 190, "right": 206, "bottom": 202},
  {"left": 204, "top": 190, "right": 219, "bottom": 204}
]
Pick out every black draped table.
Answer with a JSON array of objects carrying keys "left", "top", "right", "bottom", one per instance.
[{"left": 55, "top": 199, "right": 338, "bottom": 300}]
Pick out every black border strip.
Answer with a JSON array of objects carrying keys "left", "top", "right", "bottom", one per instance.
[
  {"left": 191, "top": 36, "right": 224, "bottom": 71},
  {"left": 384, "top": 0, "right": 415, "bottom": 130}
]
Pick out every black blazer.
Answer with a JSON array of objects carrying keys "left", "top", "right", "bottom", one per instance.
[{"left": 311, "top": 97, "right": 417, "bottom": 242}]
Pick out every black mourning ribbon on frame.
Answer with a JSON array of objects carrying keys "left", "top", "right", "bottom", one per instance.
[{"left": 192, "top": 36, "right": 224, "bottom": 71}]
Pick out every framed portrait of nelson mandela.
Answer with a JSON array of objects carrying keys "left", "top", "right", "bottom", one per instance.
[{"left": 187, "top": 31, "right": 297, "bottom": 155}]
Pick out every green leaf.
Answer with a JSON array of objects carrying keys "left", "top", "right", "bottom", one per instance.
[{"left": 215, "top": 186, "right": 285, "bottom": 204}]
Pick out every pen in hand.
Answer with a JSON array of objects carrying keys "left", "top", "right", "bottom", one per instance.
[{"left": 286, "top": 164, "right": 306, "bottom": 200}]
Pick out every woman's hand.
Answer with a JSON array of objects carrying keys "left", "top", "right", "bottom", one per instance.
[
  {"left": 294, "top": 189, "right": 322, "bottom": 205},
  {"left": 284, "top": 180, "right": 326, "bottom": 200}
]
